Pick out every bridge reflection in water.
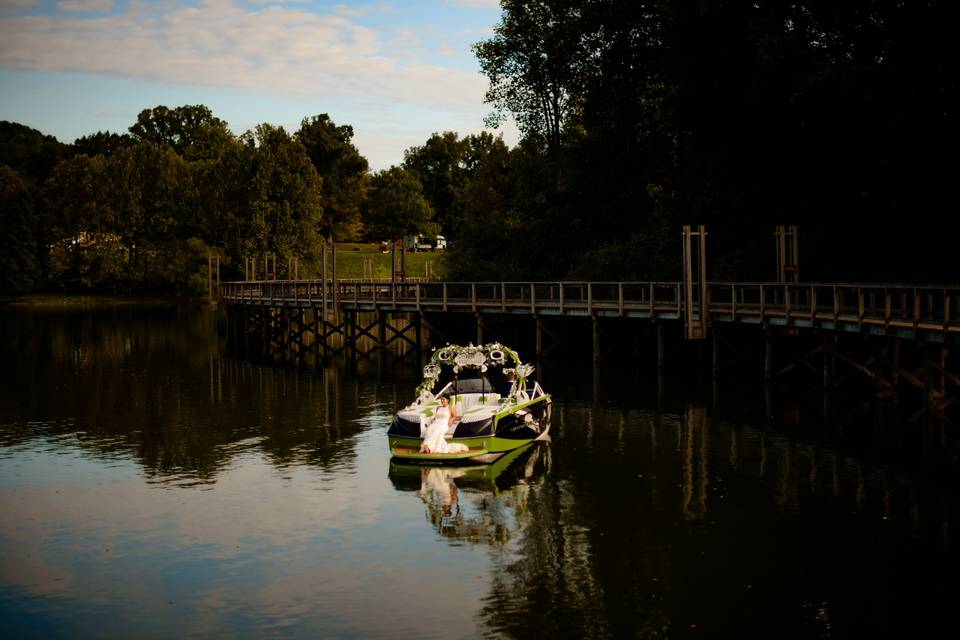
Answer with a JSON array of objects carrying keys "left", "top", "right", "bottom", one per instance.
[{"left": 461, "top": 402, "right": 958, "bottom": 638}]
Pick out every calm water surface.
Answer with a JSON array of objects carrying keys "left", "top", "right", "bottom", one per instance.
[{"left": 1, "top": 304, "right": 958, "bottom": 639}]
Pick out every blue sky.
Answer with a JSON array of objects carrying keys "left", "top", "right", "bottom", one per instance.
[{"left": 0, "top": 0, "right": 514, "bottom": 169}]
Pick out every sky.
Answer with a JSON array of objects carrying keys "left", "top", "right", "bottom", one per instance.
[{"left": 0, "top": 0, "right": 516, "bottom": 169}]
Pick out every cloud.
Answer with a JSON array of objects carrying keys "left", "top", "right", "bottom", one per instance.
[
  {"left": 1, "top": 0, "right": 40, "bottom": 11},
  {"left": 0, "top": 0, "right": 487, "bottom": 113},
  {"left": 56, "top": 0, "right": 114, "bottom": 12}
]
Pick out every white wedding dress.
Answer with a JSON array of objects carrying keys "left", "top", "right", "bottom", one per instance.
[{"left": 420, "top": 406, "right": 468, "bottom": 453}]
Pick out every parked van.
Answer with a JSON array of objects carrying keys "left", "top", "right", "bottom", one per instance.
[{"left": 407, "top": 234, "right": 447, "bottom": 252}]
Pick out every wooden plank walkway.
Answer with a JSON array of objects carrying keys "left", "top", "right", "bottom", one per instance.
[{"left": 221, "top": 280, "right": 960, "bottom": 344}]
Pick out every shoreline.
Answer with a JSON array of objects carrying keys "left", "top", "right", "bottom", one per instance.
[{"left": 4, "top": 294, "right": 210, "bottom": 307}]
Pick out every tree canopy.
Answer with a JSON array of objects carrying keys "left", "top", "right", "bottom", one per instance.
[
  {"left": 466, "top": 0, "right": 958, "bottom": 282},
  {"left": 296, "top": 114, "right": 369, "bottom": 241},
  {"left": 363, "top": 166, "right": 436, "bottom": 241},
  {"left": 3, "top": 0, "right": 956, "bottom": 299}
]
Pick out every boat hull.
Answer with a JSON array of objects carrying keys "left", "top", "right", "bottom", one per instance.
[{"left": 388, "top": 397, "right": 552, "bottom": 464}]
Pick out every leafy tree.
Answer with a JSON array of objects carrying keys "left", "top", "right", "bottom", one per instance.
[
  {"left": 129, "top": 105, "right": 234, "bottom": 161},
  {"left": 363, "top": 166, "right": 436, "bottom": 242},
  {"left": 402, "top": 131, "right": 469, "bottom": 236},
  {"left": 469, "top": 0, "right": 958, "bottom": 282},
  {"left": 246, "top": 124, "right": 325, "bottom": 270},
  {"left": 108, "top": 142, "right": 191, "bottom": 289},
  {"left": 43, "top": 154, "right": 113, "bottom": 241},
  {"left": 295, "top": 114, "right": 368, "bottom": 242},
  {"left": 71, "top": 131, "right": 135, "bottom": 158},
  {"left": 363, "top": 166, "right": 436, "bottom": 282},
  {"left": 474, "top": 0, "right": 590, "bottom": 150},
  {"left": 0, "top": 121, "right": 67, "bottom": 189},
  {"left": 0, "top": 166, "right": 39, "bottom": 297},
  {"left": 441, "top": 137, "right": 519, "bottom": 279},
  {"left": 188, "top": 136, "right": 255, "bottom": 275}
]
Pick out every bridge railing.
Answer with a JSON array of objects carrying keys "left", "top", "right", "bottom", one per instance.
[
  {"left": 709, "top": 283, "right": 959, "bottom": 331},
  {"left": 220, "top": 280, "right": 959, "bottom": 334}
]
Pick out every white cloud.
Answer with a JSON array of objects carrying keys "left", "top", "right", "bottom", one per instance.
[
  {"left": 56, "top": 0, "right": 114, "bottom": 12},
  {"left": 0, "top": 0, "right": 487, "bottom": 113}
]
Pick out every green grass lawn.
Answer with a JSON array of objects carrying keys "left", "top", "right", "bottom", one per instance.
[{"left": 334, "top": 243, "right": 444, "bottom": 280}]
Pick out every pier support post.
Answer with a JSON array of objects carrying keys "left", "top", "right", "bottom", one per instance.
[
  {"left": 939, "top": 346, "right": 948, "bottom": 401},
  {"left": 657, "top": 322, "right": 665, "bottom": 371},
  {"left": 823, "top": 335, "right": 833, "bottom": 388},
  {"left": 260, "top": 307, "right": 268, "bottom": 358},
  {"left": 712, "top": 328, "right": 720, "bottom": 377},
  {"left": 712, "top": 328, "right": 720, "bottom": 405},
  {"left": 891, "top": 339, "right": 901, "bottom": 405},
  {"left": 378, "top": 311, "right": 387, "bottom": 351},
  {"left": 592, "top": 316, "right": 601, "bottom": 364},
  {"left": 476, "top": 312, "right": 484, "bottom": 345},
  {"left": 415, "top": 313, "right": 423, "bottom": 368},
  {"left": 764, "top": 329, "right": 773, "bottom": 382}
]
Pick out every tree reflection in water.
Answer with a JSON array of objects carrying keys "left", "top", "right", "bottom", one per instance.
[{"left": 0, "top": 303, "right": 379, "bottom": 483}]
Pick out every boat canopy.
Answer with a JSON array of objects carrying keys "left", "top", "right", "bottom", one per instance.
[{"left": 416, "top": 343, "right": 536, "bottom": 399}]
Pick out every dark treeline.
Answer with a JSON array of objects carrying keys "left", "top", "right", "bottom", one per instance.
[
  {"left": 1, "top": 0, "right": 955, "bottom": 298},
  {"left": 467, "top": 0, "right": 957, "bottom": 283}
]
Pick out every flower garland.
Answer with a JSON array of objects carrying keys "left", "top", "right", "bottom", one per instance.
[{"left": 415, "top": 342, "right": 526, "bottom": 397}]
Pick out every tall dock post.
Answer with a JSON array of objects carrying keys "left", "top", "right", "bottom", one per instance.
[
  {"left": 592, "top": 316, "right": 601, "bottom": 364},
  {"left": 682, "top": 225, "right": 708, "bottom": 340},
  {"left": 775, "top": 225, "right": 800, "bottom": 283}
]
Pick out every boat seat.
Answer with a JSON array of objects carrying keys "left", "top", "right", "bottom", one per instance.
[{"left": 451, "top": 392, "right": 500, "bottom": 413}]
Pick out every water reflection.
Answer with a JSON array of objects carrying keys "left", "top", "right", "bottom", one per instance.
[
  {"left": 390, "top": 443, "right": 552, "bottom": 544},
  {"left": 474, "top": 403, "right": 960, "bottom": 638},
  {"left": 3, "top": 305, "right": 960, "bottom": 638},
  {"left": 0, "top": 304, "right": 388, "bottom": 485}
]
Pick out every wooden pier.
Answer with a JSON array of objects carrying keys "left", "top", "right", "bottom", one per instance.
[
  {"left": 220, "top": 278, "right": 959, "bottom": 412},
  {"left": 221, "top": 279, "right": 959, "bottom": 342}
]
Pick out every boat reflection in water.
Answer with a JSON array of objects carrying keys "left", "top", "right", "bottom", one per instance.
[{"left": 389, "top": 440, "right": 552, "bottom": 542}]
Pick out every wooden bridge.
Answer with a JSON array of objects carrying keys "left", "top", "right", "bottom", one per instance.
[
  {"left": 217, "top": 225, "right": 959, "bottom": 412},
  {"left": 221, "top": 279, "right": 959, "bottom": 342},
  {"left": 220, "top": 278, "right": 959, "bottom": 412}
]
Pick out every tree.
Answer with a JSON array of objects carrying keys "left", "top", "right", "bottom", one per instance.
[
  {"left": 246, "top": 124, "right": 325, "bottom": 271},
  {"left": 295, "top": 114, "right": 369, "bottom": 242},
  {"left": 474, "top": 0, "right": 590, "bottom": 150},
  {"left": 364, "top": 166, "right": 436, "bottom": 282},
  {"left": 363, "top": 167, "right": 436, "bottom": 242},
  {"left": 71, "top": 131, "right": 135, "bottom": 158},
  {"left": 402, "top": 132, "right": 469, "bottom": 236},
  {"left": 0, "top": 166, "right": 39, "bottom": 297},
  {"left": 442, "top": 136, "right": 520, "bottom": 279},
  {"left": 43, "top": 154, "right": 126, "bottom": 291},
  {"left": 188, "top": 135, "right": 255, "bottom": 273},
  {"left": 0, "top": 121, "right": 67, "bottom": 189},
  {"left": 129, "top": 105, "right": 234, "bottom": 161},
  {"left": 43, "top": 153, "right": 113, "bottom": 241}
]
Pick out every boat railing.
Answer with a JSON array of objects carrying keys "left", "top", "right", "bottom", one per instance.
[{"left": 516, "top": 381, "right": 546, "bottom": 403}]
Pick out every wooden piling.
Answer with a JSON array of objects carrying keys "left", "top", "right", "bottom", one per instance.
[{"left": 592, "top": 316, "right": 601, "bottom": 364}]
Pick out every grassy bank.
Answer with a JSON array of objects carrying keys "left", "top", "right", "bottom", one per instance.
[{"left": 334, "top": 243, "right": 443, "bottom": 280}]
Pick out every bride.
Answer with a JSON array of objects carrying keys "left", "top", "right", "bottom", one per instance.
[{"left": 420, "top": 394, "right": 469, "bottom": 454}]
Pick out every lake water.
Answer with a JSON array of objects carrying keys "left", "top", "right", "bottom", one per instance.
[{"left": 1, "top": 303, "right": 958, "bottom": 639}]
